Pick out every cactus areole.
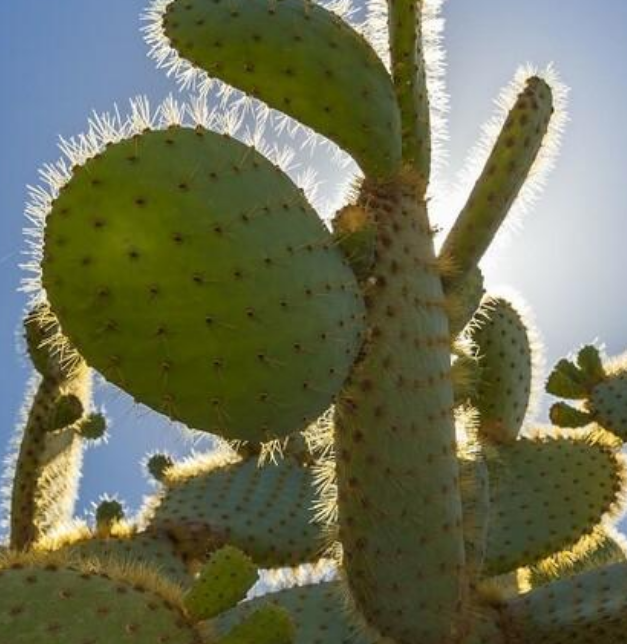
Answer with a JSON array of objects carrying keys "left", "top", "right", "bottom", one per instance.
[{"left": 4, "top": 1, "right": 627, "bottom": 644}]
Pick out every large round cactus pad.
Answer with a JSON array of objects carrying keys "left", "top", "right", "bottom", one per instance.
[
  {"left": 42, "top": 127, "right": 365, "bottom": 441},
  {"left": 0, "top": 563, "right": 199, "bottom": 644}
]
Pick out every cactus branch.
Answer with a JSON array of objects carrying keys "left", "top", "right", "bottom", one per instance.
[{"left": 387, "top": 0, "right": 431, "bottom": 188}]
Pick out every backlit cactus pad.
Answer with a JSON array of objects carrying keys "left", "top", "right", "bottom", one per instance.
[{"left": 42, "top": 127, "right": 365, "bottom": 443}]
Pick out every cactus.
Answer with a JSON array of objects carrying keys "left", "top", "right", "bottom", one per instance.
[
  {"left": 146, "top": 451, "right": 322, "bottom": 567},
  {"left": 5, "top": 306, "right": 103, "bottom": 551},
  {"left": 547, "top": 345, "right": 627, "bottom": 439},
  {"left": 4, "top": 1, "right": 627, "bottom": 643},
  {"left": 466, "top": 296, "right": 536, "bottom": 445}
]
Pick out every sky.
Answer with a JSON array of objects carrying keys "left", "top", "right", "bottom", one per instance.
[{"left": 1, "top": 0, "right": 627, "bottom": 533}]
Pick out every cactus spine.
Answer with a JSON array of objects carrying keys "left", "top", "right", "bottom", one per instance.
[{"left": 2, "top": 1, "right": 626, "bottom": 644}]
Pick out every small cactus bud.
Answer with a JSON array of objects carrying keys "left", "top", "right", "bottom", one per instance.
[
  {"left": 146, "top": 453, "right": 174, "bottom": 482},
  {"left": 49, "top": 394, "right": 84, "bottom": 431},
  {"left": 76, "top": 412, "right": 107, "bottom": 440},
  {"left": 184, "top": 545, "right": 258, "bottom": 621},
  {"left": 95, "top": 498, "right": 125, "bottom": 536}
]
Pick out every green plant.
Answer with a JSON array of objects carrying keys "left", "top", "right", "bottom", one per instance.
[{"left": 2, "top": 0, "right": 627, "bottom": 643}]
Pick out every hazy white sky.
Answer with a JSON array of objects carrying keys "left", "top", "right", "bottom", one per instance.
[{"left": 0, "top": 0, "right": 626, "bottom": 528}]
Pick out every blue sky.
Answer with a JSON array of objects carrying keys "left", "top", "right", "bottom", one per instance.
[{"left": 1, "top": 1, "right": 626, "bottom": 529}]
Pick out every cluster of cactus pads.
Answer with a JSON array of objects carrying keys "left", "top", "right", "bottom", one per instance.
[{"left": 3, "top": 0, "right": 627, "bottom": 642}]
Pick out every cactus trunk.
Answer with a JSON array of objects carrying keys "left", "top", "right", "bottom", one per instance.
[{"left": 335, "top": 172, "right": 466, "bottom": 643}]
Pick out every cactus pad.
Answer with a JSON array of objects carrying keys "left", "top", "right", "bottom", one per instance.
[
  {"left": 160, "top": 0, "right": 401, "bottom": 178},
  {"left": 148, "top": 456, "right": 321, "bottom": 566},
  {"left": 547, "top": 348, "right": 627, "bottom": 440},
  {"left": 484, "top": 432, "right": 625, "bottom": 575},
  {"left": 42, "top": 127, "right": 365, "bottom": 442},
  {"left": 503, "top": 561, "right": 627, "bottom": 644},
  {"left": 0, "top": 559, "right": 200, "bottom": 643},
  {"left": 184, "top": 545, "right": 257, "bottom": 620},
  {"left": 441, "top": 77, "right": 554, "bottom": 286},
  {"left": 469, "top": 298, "right": 533, "bottom": 444}
]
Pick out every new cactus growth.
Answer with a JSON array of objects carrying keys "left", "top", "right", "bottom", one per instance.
[
  {"left": 547, "top": 345, "right": 627, "bottom": 440},
  {"left": 2, "top": 1, "right": 626, "bottom": 643}
]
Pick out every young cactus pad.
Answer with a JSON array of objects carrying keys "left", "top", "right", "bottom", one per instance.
[
  {"left": 183, "top": 545, "right": 258, "bottom": 620},
  {"left": 547, "top": 346, "right": 627, "bottom": 440},
  {"left": 41, "top": 127, "right": 365, "bottom": 442},
  {"left": 468, "top": 297, "right": 534, "bottom": 444}
]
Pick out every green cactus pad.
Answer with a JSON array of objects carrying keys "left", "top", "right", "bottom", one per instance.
[
  {"left": 0, "top": 560, "right": 200, "bottom": 643},
  {"left": 469, "top": 298, "right": 533, "bottom": 444},
  {"left": 184, "top": 545, "right": 257, "bottom": 620},
  {"left": 441, "top": 77, "right": 554, "bottom": 287},
  {"left": 42, "top": 127, "right": 365, "bottom": 442},
  {"left": 547, "top": 349, "right": 627, "bottom": 440},
  {"left": 161, "top": 0, "right": 401, "bottom": 178},
  {"left": 57, "top": 531, "right": 192, "bottom": 587},
  {"left": 484, "top": 432, "right": 625, "bottom": 576},
  {"left": 148, "top": 456, "right": 321, "bottom": 566},
  {"left": 213, "top": 582, "right": 375, "bottom": 644},
  {"left": 503, "top": 562, "right": 627, "bottom": 644}
]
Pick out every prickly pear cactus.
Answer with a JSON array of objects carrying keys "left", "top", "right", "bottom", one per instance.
[{"left": 2, "top": 1, "right": 626, "bottom": 643}]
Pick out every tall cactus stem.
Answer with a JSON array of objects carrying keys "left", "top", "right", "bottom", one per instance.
[{"left": 335, "top": 170, "right": 466, "bottom": 644}]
